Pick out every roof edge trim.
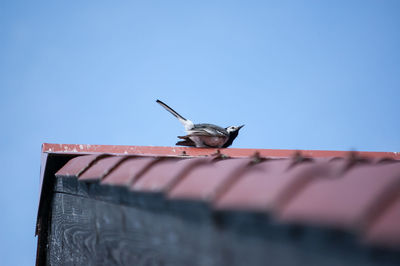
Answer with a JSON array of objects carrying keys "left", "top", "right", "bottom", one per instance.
[{"left": 42, "top": 143, "right": 400, "bottom": 159}]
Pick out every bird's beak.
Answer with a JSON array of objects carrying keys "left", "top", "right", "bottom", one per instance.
[{"left": 238, "top": 125, "right": 245, "bottom": 130}]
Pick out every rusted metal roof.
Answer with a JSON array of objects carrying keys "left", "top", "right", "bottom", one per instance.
[
  {"left": 37, "top": 143, "right": 400, "bottom": 258},
  {"left": 43, "top": 143, "right": 400, "bottom": 252},
  {"left": 42, "top": 143, "right": 400, "bottom": 159}
]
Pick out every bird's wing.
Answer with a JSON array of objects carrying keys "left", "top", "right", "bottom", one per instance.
[{"left": 187, "top": 124, "right": 228, "bottom": 137}]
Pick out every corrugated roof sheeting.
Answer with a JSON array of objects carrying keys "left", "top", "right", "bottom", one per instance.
[{"left": 55, "top": 152, "right": 400, "bottom": 251}]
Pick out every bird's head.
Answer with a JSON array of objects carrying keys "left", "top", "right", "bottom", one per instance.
[
  {"left": 226, "top": 125, "right": 245, "bottom": 134},
  {"left": 222, "top": 125, "right": 244, "bottom": 148}
]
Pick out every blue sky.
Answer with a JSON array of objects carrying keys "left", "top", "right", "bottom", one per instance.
[{"left": 1, "top": 1, "right": 399, "bottom": 264}]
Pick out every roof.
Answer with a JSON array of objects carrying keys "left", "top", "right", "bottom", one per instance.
[
  {"left": 41, "top": 143, "right": 400, "bottom": 158},
  {"left": 38, "top": 143, "right": 400, "bottom": 252}
]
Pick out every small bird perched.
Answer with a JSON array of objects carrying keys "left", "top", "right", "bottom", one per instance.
[{"left": 156, "top": 99, "right": 244, "bottom": 148}]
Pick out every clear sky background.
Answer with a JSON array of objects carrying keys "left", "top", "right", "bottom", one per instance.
[{"left": 1, "top": 1, "right": 399, "bottom": 264}]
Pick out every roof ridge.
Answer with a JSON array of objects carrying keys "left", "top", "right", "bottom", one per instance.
[{"left": 42, "top": 143, "right": 400, "bottom": 159}]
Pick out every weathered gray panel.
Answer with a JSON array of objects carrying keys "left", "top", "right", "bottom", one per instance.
[
  {"left": 48, "top": 193, "right": 221, "bottom": 266},
  {"left": 47, "top": 191, "right": 400, "bottom": 266}
]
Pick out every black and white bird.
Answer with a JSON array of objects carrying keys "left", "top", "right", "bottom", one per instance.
[{"left": 156, "top": 99, "right": 244, "bottom": 148}]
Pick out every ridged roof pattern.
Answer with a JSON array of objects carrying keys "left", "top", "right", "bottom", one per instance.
[{"left": 54, "top": 146, "right": 400, "bottom": 251}]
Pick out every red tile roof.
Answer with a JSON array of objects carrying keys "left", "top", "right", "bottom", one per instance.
[
  {"left": 279, "top": 163, "right": 400, "bottom": 229},
  {"left": 40, "top": 143, "right": 400, "bottom": 251},
  {"left": 365, "top": 192, "right": 400, "bottom": 248}
]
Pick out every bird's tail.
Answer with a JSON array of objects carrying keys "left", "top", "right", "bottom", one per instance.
[{"left": 156, "top": 99, "right": 194, "bottom": 130}]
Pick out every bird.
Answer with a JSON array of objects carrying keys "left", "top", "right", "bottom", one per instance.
[{"left": 156, "top": 99, "right": 244, "bottom": 148}]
